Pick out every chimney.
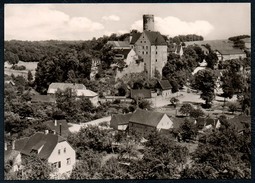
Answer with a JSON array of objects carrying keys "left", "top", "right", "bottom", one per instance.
[
  {"left": 59, "top": 122, "right": 62, "bottom": 136},
  {"left": 5, "top": 142, "right": 7, "bottom": 151},
  {"left": 12, "top": 140, "right": 15, "bottom": 150},
  {"left": 54, "top": 119, "right": 57, "bottom": 127},
  {"left": 45, "top": 130, "right": 49, "bottom": 134},
  {"left": 129, "top": 31, "right": 133, "bottom": 43}
]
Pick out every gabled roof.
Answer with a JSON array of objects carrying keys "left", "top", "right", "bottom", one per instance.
[
  {"left": 129, "top": 109, "right": 165, "bottom": 127},
  {"left": 144, "top": 31, "right": 167, "bottom": 45},
  {"left": 15, "top": 137, "right": 29, "bottom": 151},
  {"left": 130, "top": 89, "right": 152, "bottom": 99},
  {"left": 158, "top": 80, "right": 172, "bottom": 90},
  {"left": 114, "top": 49, "right": 132, "bottom": 59},
  {"left": 111, "top": 113, "right": 133, "bottom": 125},
  {"left": 205, "top": 118, "right": 215, "bottom": 127},
  {"left": 216, "top": 48, "right": 245, "bottom": 55},
  {"left": 18, "top": 133, "right": 66, "bottom": 160},
  {"left": 130, "top": 33, "right": 142, "bottom": 44},
  {"left": 31, "top": 95, "right": 56, "bottom": 103},
  {"left": 48, "top": 83, "right": 86, "bottom": 93},
  {"left": 44, "top": 120, "right": 70, "bottom": 138},
  {"left": 107, "top": 41, "right": 130, "bottom": 48}
]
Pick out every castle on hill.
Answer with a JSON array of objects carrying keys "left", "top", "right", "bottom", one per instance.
[{"left": 107, "top": 14, "right": 168, "bottom": 79}]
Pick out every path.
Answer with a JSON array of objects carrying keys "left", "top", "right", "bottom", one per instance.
[{"left": 68, "top": 116, "right": 112, "bottom": 133}]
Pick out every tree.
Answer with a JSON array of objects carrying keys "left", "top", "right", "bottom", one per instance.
[
  {"left": 191, "top": 69, "right": 216, "bottom": 108},
  {"left": 181, "top": 122, "right": 251, "bottom": 179},
  {"left": 27, "top": 70, "right": 33, "bottom": 82},
  {"left": 18, "top": 154, "right": 53, "bottom": 180},
  {"left": 170, "top": 97, "right": 179, "bottom": 108},
  {"left": 228, "top": 103, "right": 238, "bottom": 114},
  {"left": 205, "top": 52, "right": 218, "bottom": 69},
  {"left": 179, "top": 103, "right": 194, "bottom": 116},
  {"left": 190, "top": 108, "right": 205, "bottom": 118},
  {"left": 179, "top": 119, "right": 198, "bottom": 142},
  {"left": 4, "top": 51, "right": 19, "bottom": 65}
]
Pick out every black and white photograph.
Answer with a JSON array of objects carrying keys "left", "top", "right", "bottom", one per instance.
[{"left": 3, "top": 3, "right": 251, "bottom": 180}]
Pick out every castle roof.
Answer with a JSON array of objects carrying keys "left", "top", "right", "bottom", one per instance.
[{"left": 144, "top": 31, "right": 167, "bottom": 45}]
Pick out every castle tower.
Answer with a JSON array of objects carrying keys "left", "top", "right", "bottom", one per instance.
[{"left": 143, "top": 14, "right": 154, "bottom": 32}]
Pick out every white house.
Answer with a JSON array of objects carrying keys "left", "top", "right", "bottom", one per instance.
[
  {"left": 47, "top": 82, "right": 98, "bottom": 106},
  {"left": 14, "top": 132, "right": 76, "bottom": 179}
]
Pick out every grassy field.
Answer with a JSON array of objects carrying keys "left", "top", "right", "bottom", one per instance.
[{"left": 4, "top": 61, "right": 38, "bottom": 78}]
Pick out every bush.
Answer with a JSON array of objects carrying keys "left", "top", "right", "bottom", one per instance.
[{"left": 11, "top": 65, "right": 26, "bottom": 70}]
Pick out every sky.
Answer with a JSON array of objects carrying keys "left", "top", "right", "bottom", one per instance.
[{"left": 4, "top": 3, "right": 251, "bottom": 41}]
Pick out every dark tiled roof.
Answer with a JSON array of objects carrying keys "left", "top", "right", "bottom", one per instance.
[
  {"left": 130, "top": 33, "right": 142, "bottom": 44},
  {"left": 144, "top": 31, "right": 167, "bottom": 45},
  {"left": 195, "top": 118, "right": 206, "bottom": 129},
  {"left": 114, "top": 49, "right": 132, "bottom": 59},
  {"left": 44, "top": 120, "right": 69, "bottom": 138},
  {"left": 129, "top": 109, "right": 165, "bottom": 127},
  {"left": 15, "top": 137, "right": 29, "bottom": 151},
  {"left": 205, "top": 118, "right": 215, "bottom": 127},
  {"left": 19, "top": 133, "right": 66, "bottom": 160},
  {"left": 111, "top": 113, "right": 133, "bottom": 126},
  {"left": 130, "top": 89, "right": 152, "bottom": 99},
  {"left": 158, "top": 80, "right": 172, "bottom": 90},
  {"left": 31, "top": 95, "right": 56, "bottom": 103}
]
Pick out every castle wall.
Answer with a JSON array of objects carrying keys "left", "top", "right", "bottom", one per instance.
[
  {"left": 134, "top": 32, "right": 151, "bottom": 77},
  {"left": 151, "top": 45, "right": 168, "bottom": 77},
  {"left": 115, "top": 61, "right": 144, "bottom": 80}
]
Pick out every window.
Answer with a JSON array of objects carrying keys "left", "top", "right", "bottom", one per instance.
[
  {"left": 64, "top": 148, "right": 66, "bottom": 153},
  {"left": 156, "top": 51, "right": 158, "bottom": 54},
  {"left": 58, "top": 149, "right": 61, "bottom": 155},
  {"left": 67, "top": 158, "right": 71, "bottom": 165},
  {"left": 142, "top": 51, "right": 144, "bottom": 55},
  {"left": 144, "top": 41, "right": 146, "bottom": 43},
  {"left": 146, "top": 46, "right": 148, "bottom": 49},
  {"left": 141, "top": 41, "right": 142, "bottom": 43},
  {"left": 146, "top": 52, "right": 148, "bottom": 54},
  {"left": 52, "top": 162, "right": 58, "bottom": 169},
  {"left": 58, "top": 161, "right": 61, "bottom": 168},
  {"left": 156, "top": 59, "right": 157, "bottom": 62},
  {"left": 142, "top": 46, "right": 144, "bottom": 49}
]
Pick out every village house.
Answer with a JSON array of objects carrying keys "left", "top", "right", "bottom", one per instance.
[
  {"left": 47, "top": 82, "right": 98, "bottom": 106},
  {"left": 110, "top": 113, "right": 133, "bottom": 131},
  {"left": 155, "top": 80, "right": 172, "bottom": 98},
  {"left": 128, "top": 109, "right": 174, "bottom": 137},
  {"left": 215, "top": 49, "right": 246, "bottom": 61},
  {"left": 12, "top": 132, "right": 76, "bottom": 179}
]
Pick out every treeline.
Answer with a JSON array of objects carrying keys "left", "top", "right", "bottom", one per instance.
[
  {"left": 228, "top": 35, "right": 250, "bottom": 50},
  {"left": 169, "top": 34, "right": 204, "bottom": 44}
]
